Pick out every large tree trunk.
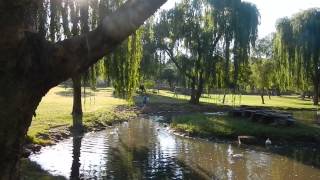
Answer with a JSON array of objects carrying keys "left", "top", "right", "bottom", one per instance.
[
  {"left": 224, "top": 40, "right": 230, "bottom": 87},
  {"left": 190, "top": 77, "right": 198, "bottom": 104},
  {"left": 189, "top": 76, "right": 204, "bottom": 105},
  {"left": 195, "top": 76, "right": 204, "bottom": 104},
  {"left": 222, "top": 89, "right": 227, "bottom": 104},
  {"left": 0, "top": 85, "right": 46, "bottom": 179},
  {"left": 261, "top": 88, "right": 265, "bottom": 104},
  {"left": 0, "top": 0, "right": 167, "bottom": 178},
  {"left": 313, "top": 80, "right": 319, "bottom": 105},
  {"left": 72, "top": 75, "right": 83, "bottom": 129},
  {"left": 70, "top": 0, "right": 89, "bottom": 130},
  {"left": 313, "top": 57, "right": 319, "bottom": 105},
  {"left": 301, "top": 91, "right": 306, "bottom": 100},
  {"left": 268, "top": 89, "right": 271, "bottom": 100}
]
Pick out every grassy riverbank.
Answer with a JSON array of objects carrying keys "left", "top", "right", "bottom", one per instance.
[
  {"left": 170, "top": 113, "right": 320, "bottom": 143},
  {"left": 28, "top": 86, "right": 136, "bottom": 145}
]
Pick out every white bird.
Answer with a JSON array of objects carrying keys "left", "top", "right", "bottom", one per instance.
[
  {"left": 265, "top": 138, "right": 272, "bottom": 146},
  {"left": 238, "top": 138, "right": 241, "bottom": 145}
]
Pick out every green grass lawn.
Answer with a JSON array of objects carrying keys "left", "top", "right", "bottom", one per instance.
[
  {"left": 171, "top": 113, "right": 320, "bottom": 143},
  {"left": 28, "top": 86, "right": 133, "bottom": 144},
  {"left": 150, "top": 89, "right": 318, "bottom": 110}
]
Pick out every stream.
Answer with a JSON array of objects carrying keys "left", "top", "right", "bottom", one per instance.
[{"left": 27, "top": 116, "right": 320, "bottom": 180}]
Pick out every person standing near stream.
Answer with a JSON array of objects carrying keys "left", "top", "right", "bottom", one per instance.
[{"left": 142, "top": 94, "right": 149, "bottom": 108}]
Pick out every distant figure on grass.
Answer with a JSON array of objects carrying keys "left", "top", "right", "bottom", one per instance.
[
  {"left": 142, "top": 94, "right": 149, "bottom": 108},
  {"left": 173, "top": 86, "right": 178, "bottom": 98}
]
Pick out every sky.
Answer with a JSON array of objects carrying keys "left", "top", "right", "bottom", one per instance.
[{"left": 160, "top": 0, "right": 320, "bottom": 38}]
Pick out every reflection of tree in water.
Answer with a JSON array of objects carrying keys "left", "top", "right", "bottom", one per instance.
[
  {"left": 70, "top": 133, "right": 83, "bottom": 180},
  {"left": 104, "top": 120, "right": 211, "bottom": 179},
  {"left": 271, "top": 146, "right": 320, "bottom": 169}
]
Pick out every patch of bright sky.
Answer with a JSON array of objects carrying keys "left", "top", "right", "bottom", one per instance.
[{"left": 160, "top": 0, "right": 320, "bottom": 38}]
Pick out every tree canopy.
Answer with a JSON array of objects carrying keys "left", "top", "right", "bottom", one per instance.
[{"left": 274, "top": 8, "right": 320, "bottom": 104}]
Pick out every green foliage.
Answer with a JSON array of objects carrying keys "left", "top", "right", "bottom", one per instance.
[
  {"left": 155, "top": 0, "right": 223, "bottom": 103},
  {"left": 105, "top": 29, "right": 143, "bottom": 101},
  {"left": 274, "top": 9, "right": 320, "bottom": 99},
  {"left": 250, "top": 59, "right": 275, "bottom": 90},
  {"left": 143, "top": 79, "right": 156, "bottom": 89},
  {"left": 250, "top": 35, "right": 277, "bottom": 92},
  {"left": 209, "top": 0, "right": 260, "bottom": 87},
  {"left": 140, "top": 19, "right": 161, "bottom": 79},
  {"left": 44, "top": 0, "right": 144, "bottom": 101},
  {"left": 161, "top": 68, "right": 177, "bottom": 88}
]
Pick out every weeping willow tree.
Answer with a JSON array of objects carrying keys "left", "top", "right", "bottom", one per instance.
[
  {"left": 105, "top": 29, "right": 143, "bottom": 100},
  {"left": 101, "top": 0, "right": 143, "bottom": 101},
  {"left": 154, "top": 0, "right": 223, "bottom": 104},
  {"left": 274, "top": 9, "right": 320, "bottom": 105},
  {"left": 140, "top": 19, "right": 161, "bottom": 80},
  {"left": 209, "top": 0, "right": 259, "bottom": 91}
]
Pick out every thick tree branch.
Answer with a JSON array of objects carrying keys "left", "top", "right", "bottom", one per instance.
[
  {"left": 47, "top": 0, "right": 167, "bottom": 86},
  {"left": 163, "top": 47, "right": 193, "bottom": 79}
]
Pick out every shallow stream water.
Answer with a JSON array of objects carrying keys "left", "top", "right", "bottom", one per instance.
[{"left": 28, "top": 117, "right": 320, "bottom": 180}]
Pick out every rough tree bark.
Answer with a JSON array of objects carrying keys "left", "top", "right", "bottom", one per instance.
[
  {"left": 313, "top": 80, "right": 319, "bottom": 105},
  {"left": 190, "top": 77, "right": 197, "bottom": 104},
  {"left": 71, "top": 0, "right": 90, "bottom": 130},
  {"left": 0, "top": 0, "right": 167, "bottom": 179},
  {"left": 189, "top": 75, "right": 204, "bottom": 105},
  {"left": 313, "top": 68, "right": 319, "bottom": 105},
  {"left": 261, "top": 88, "right": 265, "bottom": 104},
  {"left": 72, "top": 75, "right": 83, "bottom": 130}
]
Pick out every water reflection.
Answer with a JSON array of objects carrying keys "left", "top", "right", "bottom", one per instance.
[
  {"left": 70, "top": 133, "right": 82, "bottom": 180},
  {"left": 291, "top": 110, "right": 319, "bottom": 124},
  {"left": 29, "top": 118, "right": 320, "bottom": 180}
]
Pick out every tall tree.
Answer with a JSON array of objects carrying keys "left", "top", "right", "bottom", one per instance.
[
  {"left": 0, "top": 0, "right": 167, "bottom": 178},
  {"left": 156, "top": 0, "right": 222, "bottom": 104},
  {"left": 140, "top": 19, "right": 161, "bottom": 80},
  {"left": 70, "top": 0, "right": 90, "bottom": 130},
  {"left": 250, "top": 59, "right": 274, "bottom": 104},
  {"left": 274, "top": 9, "right": 320, "bottom": 105},
  {"left": 209, "top": 0, "right": 259, "bottom": 104},
  {"left": 102, "top": 0, "right": 144, "bottom": 101},
  {"left": 232, "top": 1, "right": 259, "bottom": 87}
]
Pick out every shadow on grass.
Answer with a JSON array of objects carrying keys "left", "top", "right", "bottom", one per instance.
[
  {"left": 139, "top": 92, "right": 318, "bottom": 113},
  {"left": 149, "top": 92, "right": 189, "bottom": 104},
  {"left": 278, "top": 96, "right": 316, "bottom": 104},
  {"left": 55, "top": 89, "right": 96, "bottom": 97}
]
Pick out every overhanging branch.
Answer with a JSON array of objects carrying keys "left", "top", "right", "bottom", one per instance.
[{"left": 48, "top": 0, "right": 167, "bottom": 86}]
